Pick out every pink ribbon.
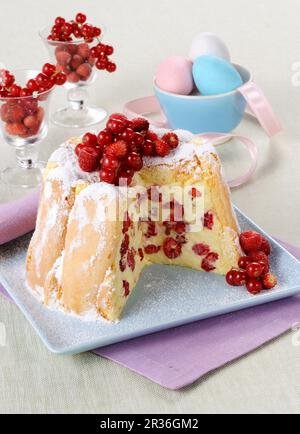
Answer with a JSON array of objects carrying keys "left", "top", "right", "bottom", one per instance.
[{"left": 124, "top": 82, "right": 283, "bottom": 188}]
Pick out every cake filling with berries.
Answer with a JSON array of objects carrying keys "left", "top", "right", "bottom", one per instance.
[{"left": 26, "top": 113, "right": 244, "bottom": 321}]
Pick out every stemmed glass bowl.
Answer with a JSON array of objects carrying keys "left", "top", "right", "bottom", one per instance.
[
  {"left": 0, "top": 69, "right": 52, "bottom": 189},
  {"left": 39, "top": 26, "right": 107, "bottom": 128}
]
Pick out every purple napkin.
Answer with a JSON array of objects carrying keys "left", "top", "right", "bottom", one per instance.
[
  {"left": 0, "top": 191, "right": 39, "bottom": 245},
  {"left": 0, "top": 198, "right": 300, "bottom": 390}
]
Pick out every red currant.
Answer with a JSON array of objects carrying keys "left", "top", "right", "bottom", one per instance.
[
  {"left": 20, "top": 88, "right": 33, "bottom": 97},
  {"left": 55, "top": 17, "right": 66, "bottom": 27},
  {"left": 83, "top": 132, "right": 97, "bottom": 147},
  {"left": 96, "top": 58, "right": 108, "bottom": 70},
  {"left": 53, "top": 73, "right": 67, "bottom": 86},
  {"left": 121, "top": 128, "right": 135, "bottom": 142},
  {"left": 106, "top": 62, "right": 117, "bottom": 73},
  {"left": 42, "top": 63, "right": 56, "bottom": 77},
  {"left": 100, "top": 168, "right": 117, "bottom": 184},
  {"left": 246, "top": 262, "right": 264, "bottom": 279},
  {"left": 233, "top": 270, "right": 247, "bottom": 286},
  {"left": 76, "top": 13, "right": 87, "bottom": 24},
  {"left": 93, "top": 27, "right": 102, "bottom": 37},
  {"left": 238, "top": 256, "right": 251, "bottom": 270},
  {"left": 102, "top": 155, "right": 120, "bottom": 171},
  {"left": 27, "top": 79, "right": 39, "bottom": 92},
  {"left": 105, "top": 45, "right": 114, "bottom": 55},
  {"left": 10, "top": 84, "right": 22, "bottom": 97},
  {"left": 126, "top": 152, "right": 143, "bottom": 171},
  {"left": 246, "top": 279, "right": 262, "bottom": 295},
  {"left": 226, "top": 269, "right": 236, "bottom": 286},
  {"left": 107, "top": 118, "right": 126, "bottom": 134},
  {"left": 97, "top": 129, "right": 113, "bottom": 148},
  {"left": 142, "top": 139, "right": 154, "bottom": 156}
]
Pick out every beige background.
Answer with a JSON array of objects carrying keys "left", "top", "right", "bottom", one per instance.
[{"left": 0, "top": 0, "right": 300, "bottom": 414}]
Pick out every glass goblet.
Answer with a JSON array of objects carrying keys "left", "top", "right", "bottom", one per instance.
[
  {"left": 0, "top": 69, "right": 52, "bottom": 189},
  {"left": 39, "top": 26, "right": 107, "bottom": 128}
]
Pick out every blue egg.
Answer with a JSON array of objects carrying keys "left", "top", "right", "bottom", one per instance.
[{"left": 192, "top": 55, "right": 243, "bottom": 96}]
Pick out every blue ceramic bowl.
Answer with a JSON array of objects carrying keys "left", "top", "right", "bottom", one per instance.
[{"left": 154, "top": 64, "right": 251, "bottom": 134}]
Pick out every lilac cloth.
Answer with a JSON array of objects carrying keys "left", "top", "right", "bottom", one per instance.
[
  {"left": 0, "top": 197, "right": 300, "bottom": 390},
  {"left": 0, "top": 191, "right": 40, "bottom": 245}
]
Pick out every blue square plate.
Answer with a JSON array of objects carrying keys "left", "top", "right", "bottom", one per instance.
[{"left": 0, "top": 207, "right": 300, "bottom": 355}]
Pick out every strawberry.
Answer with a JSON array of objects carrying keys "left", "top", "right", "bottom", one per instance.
[
  {"left": 131, "top": 117, "right": 150, "bottom": 132},
  {"left": 78, "top": 146, "right": 100, "bottom": 172},
  {"left": 262, "top": 273, "right": 278, "bottom": 290},
  {"left": 106, "top": 140, "right": 128, "bottom": 159},
  {"left": 162, "top": 132, "right": 179, "bottom": 149},
  {"left": 155, "top": 139, "right": 171, "bottom": 157},
  {"left": 144, "top": 245, "right": 161, "bottom": 255},
  {"left": 239, "top": 231, "right": 263, "bottom": 253}
]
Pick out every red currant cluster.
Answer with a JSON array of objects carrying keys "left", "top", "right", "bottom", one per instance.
[
  {"left": 226, "top": 231, "right": 278, "bottom": 294},
  {"left": 48, "top": 13, "right": 116, "bottom": 82},
  {"left": 0, "top": 64, "right": 66, "bottom": 138},
  {"left": 48, "top": 13, "right": 102, "bottom": 43},
  {"left": 75, "top": 113, "right": 179, "bottom": 185}
]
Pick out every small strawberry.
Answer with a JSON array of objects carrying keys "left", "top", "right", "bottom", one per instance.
[
  {"left": 239, "top": 231, "right": 263, "bottom": 253},
  {"left": 162, "top": 132, "right": 179, "bottom": 149},
  {"left": 78, "top": 146, "right": 100, "bottom": 172},
  {"left": 131, "top": 117, "right": 150, "bottom": 132},
  {"left": 262, "top": 273, "right": 278, "bottom": 290},
  {"left": 155, "top": 139, "right": 171, "bottom": 157},
  {"left": 106, "top": 140, "right": 128, "bottom": 159}
]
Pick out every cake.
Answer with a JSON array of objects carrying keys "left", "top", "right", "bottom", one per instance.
[{"left": 26, "top": 121, "right": 241, "bottom": 321}]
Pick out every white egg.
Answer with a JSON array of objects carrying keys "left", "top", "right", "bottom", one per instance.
[{"left": 189, "top": 32, "right": 231, "bottom": 62}]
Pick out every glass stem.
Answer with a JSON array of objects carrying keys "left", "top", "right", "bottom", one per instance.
[
  {"left": 15, "top": 145, "right": 38, "bottom": 170},
  {"left": 67, "top": 88, "right": 89, "bottom": 111}
]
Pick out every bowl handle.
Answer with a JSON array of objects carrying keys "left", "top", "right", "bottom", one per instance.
[{"left": 238, "top": 81, "right": 283, "bottom": 137}]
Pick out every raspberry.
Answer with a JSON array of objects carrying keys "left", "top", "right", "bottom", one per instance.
[
  {"left": 176, "top": 234, "right": 187, "bottom": 246},
  {"left": 239, "top": 231, "right": 263, "bottom": 253},
  {"left": 163, "top": 237, "right": 182, "bottom": 259},
  {"left": 119, "top": 258, "right": 126, "bottom": 272},
  {"left": 261, "top": 238, "right": 271, "bottom": 256},
  {"left": 78, "top": 146, "right": 100, "bottom": 172},
  {"left": 123, "top": 281, "right": 130, "bottom": 297},
  {"left": 193, "top": 243, "right": 210, "bottom": 256},
  {"left": 162, "top": 132, "right": 179, "bottom": 149},
  {"left": 106, "top": 141, "right": 128, "bottom": 159},
  {"left": 144, "top": 245, "right": 161, "bottom": 255},
  {"left": 131, "top": 117, "right": 150, "bottom": 132},
  {"left": 204, "top": 211, "right": 214, "bottom": 230},
  {"left": 155, "top": 140, "right": 171, "bottom": 157},
  {"left": 262, "top": 273, "right": 278, "bottom": 290},
  {"left": 202, "top": 252, "right": 219, "bottom": 272}
]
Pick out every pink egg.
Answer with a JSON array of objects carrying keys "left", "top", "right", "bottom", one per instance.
[{"left": 156, "top": 56, "right": 194, "bottom": 95}]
